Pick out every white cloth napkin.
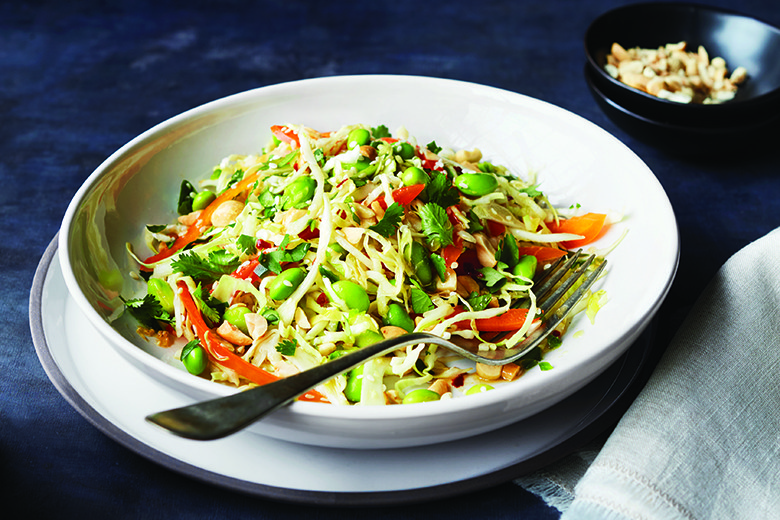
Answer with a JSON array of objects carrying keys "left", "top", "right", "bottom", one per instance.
[{"left": 517, "top": 227, "right": 780, "bottom": 519}]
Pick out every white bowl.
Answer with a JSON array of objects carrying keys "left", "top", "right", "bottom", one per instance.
[{"left": 58, "top": 75, "right": 678, "bottom": 449}]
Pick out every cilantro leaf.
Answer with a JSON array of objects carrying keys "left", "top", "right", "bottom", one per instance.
[
  {"left": 419, "top": 203, "right": 454, "bottom": 250},
  {"left": 276, "top": 338, "right": 297, "bottom": 356},
  {"left": 425, "top": 170, "right": 460, "bottom": 208},
  {"left": 236, "top": 234, "right": 257, "bottom": 256},
  {"left": 410, "top": 286, "right": 434, "bottom": 314},
  {"left": 466, "top": 209, "right": 484, "bottom": 233},
  {"left": 426, "top": 141, "right": 442, "bottom": 154},
  {"left": 124, "top": 294, "right": 171, "bottom": 330},
  {"left": 178, "top": 180, "right": 197, "bottom": 215},
  {"left": 256, "top": 235, "right": 311, "bottom": 275},
  {"left": 518, "top": 184, "right": 544, "bottom": 198},
  {"left": 319, "top": 265, "right": 339, "bottom": 284},
  {"left": 146, "top": 224, "right": 167, "bottom": 233},
  {"left": 429, "top": 253, "right": 447, "bottom": 281},
  {"left": 479, "top": 266, "right": 507, "bottom": 289},
  {"left": 193, "top": 283, "right": 226, "bottom": 326},
  {"left": 371, "top": 125, "right": 391, "bottom": 138},
  {"left": 466, "top": 291, "right": 492, "bottom": 311},
  {"left": 497, "top": 233, "right": 519, "bottom": 269},
  {"left": 369, "top": 202, "right": 404, "bottom": 237},
  {"left": 171, "top": 250, "right": 241, "bottom": 282}
]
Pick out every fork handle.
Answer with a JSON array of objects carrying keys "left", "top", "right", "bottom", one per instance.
[{"left": 145, "top": 332, "right": 452, "bottom": 440}]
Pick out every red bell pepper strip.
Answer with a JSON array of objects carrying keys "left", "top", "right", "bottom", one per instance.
[
  {"left": 547, "top": 213, "right": 608, "bottom": 249},
  {"left": 516, "top": 245, "right": 567, "bottom": 263},
  {"left": 270, "top": 125, "right": 300, "bottom": 148},
  {"left": 143, "top": 169, "right": 263, "bottom": 267},
  {"left": 231, "top": 258, "right": 261, "bottom": 284},
  {"left": 377, "top": 183, "right": 426, "bottom": 209},
  {"left": 454, "top": 307, "right": 540, "bottom": 332},
  {"left": 485, "top": 220, "right": 506, "bottom": 237},
  {"left": 175, "top": 280, "right": 328, "bottom": 403}
]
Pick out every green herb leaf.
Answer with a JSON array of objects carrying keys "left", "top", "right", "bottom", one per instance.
[
  {"left": 124, "top": 294, "right": 171, "bottom": 330},
  {"left": 192, "top": 283, "right": 226, "bottom": 326},
  {"left": 479, "top": 266, "right": 506, "bottom": 289},
  {"left": 276, "top": 338, "right": 297, "bottom": 356},
  {"left": 466, "top": 209, "right": 484, "bottom": 233},
  {"left": 181, "top": 339, "right": 201, "bottom": 359},
  {"left": 319, "top": 265, "right": 339, "bottom": 284},
  {"left": 178, "top": 180, "right": 197, "bottom": 215},
  {"left": 426, "top": 141, "right": 442, "bottom": 154},
  {"left": 498, "top": 233, "right": 519, "bottom": 268},
  {"left": 171, "top": 250, "right": 241, "bottom": 282},
  {"left": 258, "top": 235, "right": 311, "bottom": 275},
  {"left": 371, "top": 125, "right": 391, "bottom": 138},
  {"left": 519, "top": 184, "right": 544, "bottom": 198},
  {"left": 236, "top": 234, "right": 257, "bottom": 256},
  {"left": 466, "top": 291, "right": 492, "bottom": 311},
  {"left": 425, "top": 170, "right": 460, "bottom": 208},
  {"left": 539, "top": 361, "right": 554, "bottom": 371},
  {"left": 429, "top": 253, "right": 447, "bottom": 281},
  {"left": 547, "top": 335, "right": 563, "bottom": 350},
  {"left": 261, "top": 307, "right": 280, "bottom": 325},
  {"left": 369, "top": 202, "right": 404, "bottom": 237},
  {"left": 410, "top": 286, "right": 435, "bottom": 314},
  {"left": 419, "top": 203, "right": 454, "bottom": 250},
  {"left": 146, "top": 224, "right": 167, "bottom": 233}
]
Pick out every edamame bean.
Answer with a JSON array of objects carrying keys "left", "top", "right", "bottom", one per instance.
[
  {"left": 332, "top": 280, "right": 370, "bottom": 312},
  {"left": 147, "top": 278, "right": 174, "bottom": 314},
  {"left": 329, "top": 348, "right": 357, "bottom": 360},
  {"left": 281, "top": 177, "right": 317, "bottom": 210},
  {"left": 355, "top": 330, "right": 384, "bottom": 348},
  {"left": 394, "top": 141, "right": 416, "bottom": 160},
  {"left": 345, "top": 364, "right": 364, "bottom": 402},
  {"left": 347, "top": 128, "right": 371, "bottom": 149},
  {"left": 453, "top": 172, "right": 498, "bottom": 197},
  {"left": 224, "top": 305, "right": 252, "bottom": 334},
  {"left": 268, "top": 267, "right": 306, "bottom": 300},
  {"left": 409, "top": 241, "right": 433, "bottom": 286},
  {"left": 400, "top": 166, "right": 429, "bottom": 187},
  {"left": 402, "top": 389, "right": 440, "bottom": 404},
  {"left": 181, "top": 342, "right": 208, "bottom": 375},
  {"left": 512, "top": 254, "right": 537, "bottom": 280},
  {"left": 384, "top": 303, "right": 415, "bottom": 333},
  {"left": 465, "top": 383, "right": 495, "bottom": 395},
  {"left": 192, "top": 190, "right": 216, "bottom": 211}
]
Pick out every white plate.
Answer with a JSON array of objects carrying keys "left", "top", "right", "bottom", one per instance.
[
  {"left": 33, "top": 237, "right": 656, "bottom": 505},
  {"left": 58, "top": 75, "right": 678, "bottom": 448}
]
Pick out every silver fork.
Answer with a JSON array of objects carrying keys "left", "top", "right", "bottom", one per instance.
[{"left": 145, "top": 252, "right": 606, "bottom": 440}]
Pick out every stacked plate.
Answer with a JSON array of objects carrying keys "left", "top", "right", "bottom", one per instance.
[{"left": 584, "top": 2, "right": 780, "bottom": 147}]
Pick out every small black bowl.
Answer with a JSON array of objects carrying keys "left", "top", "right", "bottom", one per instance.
[{"left": 585, "top": 2, "right": 780, "bottom": 128}]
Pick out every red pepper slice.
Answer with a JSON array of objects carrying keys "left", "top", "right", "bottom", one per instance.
[
  {"left": 270, "top": 125, "right": 300, "bottom": 148},
  {"left": 547, "top": 213, "right": 608, "bottom": 249},
  {"left": 377, "top": 183, "right": 426, "bottom": 209},
  {"left": 176, "top": 280, "right": 328, "bottom": 403},
  {"left": 231, "top": 258, "right": 261, "bottom": 284},
  {"left": 454, "top": 307, "right": 540, "bottom": 332},
  {"left": 486, "top": 220, "right": 506, "bottom": 237}
]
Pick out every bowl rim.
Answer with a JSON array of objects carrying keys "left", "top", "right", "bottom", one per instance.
[
  {"left": 57, "top": 74, "right": 680, "bottom": 425},
  {"left": 584, "top": 1, "right": 780, "bottom": 112}
]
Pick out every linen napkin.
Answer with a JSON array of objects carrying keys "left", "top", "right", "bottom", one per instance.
[{"left": 517, "top": 227, "right": 780, "bottom": 519}]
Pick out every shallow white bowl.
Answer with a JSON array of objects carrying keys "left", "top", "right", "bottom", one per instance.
[{"left": 58, "top": 75, "right": 678, "bottom": 449}]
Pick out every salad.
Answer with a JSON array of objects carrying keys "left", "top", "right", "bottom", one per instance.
[{"left": 124, "top": 123, "right": 611, "bottom": 406}]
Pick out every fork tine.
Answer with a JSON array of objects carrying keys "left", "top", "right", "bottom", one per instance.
[
  {"left": 537, "top": 254, "right": 595, "bottom": 313},
  {"left": 476, "top": 258, "right": 607, "bottom": 366},
  {"left": 533, "top": 250, "right": 582, "bottom": 302}
]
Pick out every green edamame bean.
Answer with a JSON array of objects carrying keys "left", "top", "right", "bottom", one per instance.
[
  {"left": 147, "top": 278, "right": 174, "bottom": 314},
  {"left": 409, "top": 241, "right": 433, "bottom": 286},
  {"left": 400, "top": 166, "right": 429, "bottom": 187},
  {"left": 192, "top": 190, "right": 216, "bottom": 211},
  {"left": 402, "top": 389, "right": 440, "bottom": 404},
  {"left": 223, "top": 305, "right": 252, "bottom": 334},
  {"left": 512, "top": 254, "right": 537, "bottom": 280},
  {"left": 355, "top": 330, "right": 384, "bottom": 348},
  {"left": 394, "top": 141, "right": 416, "bottom": 160},
  {"left": 453, "top": 172, "right": 498, "bottom": 197},
  {"left": 384, "top": 303, "right": 415, "bottom": 333},
  {"left": 332, "top": 280, "right": 370, "bottom": 312},
  {"left": 465, "top": 383, "right": 495, "bottom": 395},
  {"left": 181, "top": 343, "right": 208, "bottom": 375},
  {"left": 329, "top": 348, "right": 357, "bottom": 360},
  {"left": 282, "top": 177, "right": 317, "bottom": 210},
  {"left": 345, "top": 364, "right": 364, "bottom": 402},
  {"left": 268, "top": 267, "right": 306, "bottom": 300},
  {"left": 347, "top": 128, "right": 371, "bottom": 149}
]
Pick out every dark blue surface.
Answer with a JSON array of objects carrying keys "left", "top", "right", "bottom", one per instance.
[{"left": 3, "top": 0, "right": 779, "bottom": 517}]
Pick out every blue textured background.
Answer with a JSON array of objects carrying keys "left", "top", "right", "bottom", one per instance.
[{"left": 3, "top": 0, "right": 779, "bottom": 517}]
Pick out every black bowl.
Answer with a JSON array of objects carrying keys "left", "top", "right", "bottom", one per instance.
[{"left": 585, "top": 2, "right": 780, "bottom": 128}]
